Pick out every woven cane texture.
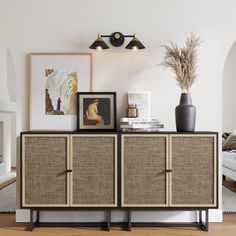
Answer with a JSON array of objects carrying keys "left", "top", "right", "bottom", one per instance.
[
  {"left": 123, "top": 136, "right": 166, "bottom": 205},
  {"left": 72, "top": 136, "right": 115, "bottom": 205},
  {"left": 24, "top": 136, "right": 68, "bottom": 205},
  {"left": 171, "top": 136, "right": 215, "bottom": 205}
]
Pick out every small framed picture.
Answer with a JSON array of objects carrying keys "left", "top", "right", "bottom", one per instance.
[
  {"left": 77, "top": 92, "right": 117, "bottom": 131},
  {"left": 128, "top": 91, "right": 151, "bottom": 118}
]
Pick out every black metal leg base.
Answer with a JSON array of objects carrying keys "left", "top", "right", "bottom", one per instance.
[
  {"left": 199, "top": 209, "right": 209, "bottom": 231},
  {"left": 27, "top": 209, "right": 40, "bottom": 231},
  {"left": 27, "top": 222, "right": 36, "bottom": 231},
  {"left": 126, "top": 209, "right": 209, "bottom": 232},
  {"left": 127, "top": 210, "right": 131, "bottom": 231},
  {"left": 26, "top": 209, "right": 209, "bottom": 232},
  {"left": 27, "top": 210, "right": 112, "bottom": 231},
  {"left": 27, "top": 209, "right": 36, "bottom": 231},
  {"left": 106, "top": 210, "right": 111, "bottom": 231}
]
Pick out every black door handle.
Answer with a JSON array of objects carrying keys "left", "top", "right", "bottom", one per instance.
[
  {"left": 166, "top": 169, "right": 172, "bottom": 173},
  {"left": 66, "top": 169, "right": 72, "bottom": 173}
]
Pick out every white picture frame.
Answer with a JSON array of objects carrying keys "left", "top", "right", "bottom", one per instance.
[
  {"left": 128, "top": 91, "right": 151, "bottom": 118},
  {"left": 29, "top": 53, "right": 92, "bottom": 131}
]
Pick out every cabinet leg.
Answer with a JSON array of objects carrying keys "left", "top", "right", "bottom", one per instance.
[
  {"left": 205, "top": 209, "right": 209, "bottom": 231},
  {"left": 199, "top": 209, "right": 209, "bottom": 231},
  {"left": 199, "top": 210, "right": 202, "bottom": 222},
  {"left": 28, "top": 209, "right": 34, "bottom": 231},
  {"left": 36, "top": 210, "right": 40, "bottom": 225},
  {"left": 106, "top": 210, "right": 111, "bottom": 231},
  {"left": 127, "top": 210, "right": 131, "bottom": 231}
]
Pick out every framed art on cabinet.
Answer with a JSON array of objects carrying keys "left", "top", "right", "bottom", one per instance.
[
  {"left": 128, "top": 91, "right": 151, "bottom": 118},
  {"left": 29, "top": 53, "right": 92, "bottom": 131},
  {"left": 77, "top": 92, "right": 117, "bottom": 131}
]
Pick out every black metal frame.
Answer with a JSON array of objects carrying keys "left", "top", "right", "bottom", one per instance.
[
  {"left": 101, "top": 32, "right": 134, "bottom": 47},
  {"left": 27, "top": 209, "right": 209, "bottom": 232},
  {"left": 101, "top": 33, "right": 134, "bottom": 38},
  {"left": 28, "top": 209, "right": 113, "bottom": 231},
  {"left": 20, "top": 131, "right": 218, "bottom": 232},
  {"left": 126, "top": 209, "right": 209, "bottom": 231}
]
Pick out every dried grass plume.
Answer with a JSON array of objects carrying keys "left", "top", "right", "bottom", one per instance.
[{"left": 161, "top": 33, "right": 201, "bottom": 92}]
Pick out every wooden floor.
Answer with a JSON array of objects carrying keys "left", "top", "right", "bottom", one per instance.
[{"left": 0, "top": 214, "right": 236, "bottom": 236}]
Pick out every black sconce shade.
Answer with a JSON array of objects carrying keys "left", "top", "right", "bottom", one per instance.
[
  {"left": 125, "top": 36, "right": 145, "bottom": 50},
  {"left": 89, "top": 34, "right": 109, "bottom": 50}
]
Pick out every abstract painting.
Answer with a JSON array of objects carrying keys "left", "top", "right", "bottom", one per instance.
[{"left": 45, "top": 69, "right": 78, "bottom": 115}]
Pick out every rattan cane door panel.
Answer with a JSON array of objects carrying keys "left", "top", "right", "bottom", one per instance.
[
  {"left": 170, "top": 135, "right": 216, "bottom": 207},
  {"left": 122, "top": 135, "right": 168, "bottom": 207},
  {"left": 71, "top": 135, "right": 117, "bottom": 206},
  {"left": 22, "top": 135, "right": 69, "bottom": 207}
]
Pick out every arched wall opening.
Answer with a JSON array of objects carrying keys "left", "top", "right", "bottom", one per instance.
[
  {"left": 222, "top": 41, "right": 236, "bottom": 132},
  {"left": 0, "top": 42, "right": 16, "bottom": 187},
  {"left": 221, "top": 39, "right": 236, "bottom": 213}
]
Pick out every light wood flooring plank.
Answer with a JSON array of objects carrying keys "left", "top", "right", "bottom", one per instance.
[{"left": 0, "top": 214, "right": 236, "bottom": 236}]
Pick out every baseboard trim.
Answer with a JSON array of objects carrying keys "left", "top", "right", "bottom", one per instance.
[{"left": 209, "top": 209, "right": 222, "bottom": 222}]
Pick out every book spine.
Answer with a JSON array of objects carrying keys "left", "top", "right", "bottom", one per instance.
[
  {"left": 121, "top": 128, "right": 161, "bottom": 132},
  {"left": 120, "top": 118, "right": 161, "bottom": 122},
  {"left": 121, "top": 121, "right": 162, "bottom": 124},
  {"left": 120, "top": 124, "right": 164, "bottom": 129}
]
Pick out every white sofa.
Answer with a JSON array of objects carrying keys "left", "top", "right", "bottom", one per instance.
[{"left": 222, "top": 151, "right": 236, "bottom": 181}]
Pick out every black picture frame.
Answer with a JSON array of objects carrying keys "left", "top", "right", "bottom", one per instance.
[{"left": 77, "top": 92, "right": 117, "bottom": 131}]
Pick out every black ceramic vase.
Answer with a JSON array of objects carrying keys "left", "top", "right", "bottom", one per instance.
[{"left": 175, "top": 92, "right": 196, "bottom": 132}]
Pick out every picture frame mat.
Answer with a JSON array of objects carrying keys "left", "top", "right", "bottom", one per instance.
[
  {"left": 79, "top": 94, "right": 114, "bottom": 129},
  {"left": 30, "top": 53, "right": 92, "bottom": 131}
]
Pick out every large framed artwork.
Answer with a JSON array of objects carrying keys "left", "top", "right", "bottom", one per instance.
[
  {"left": 77, "top": 92, "right": 117, "bottom": 131},
  {"left": 30, "top": 53, "right": 92, "bottom": 130}
]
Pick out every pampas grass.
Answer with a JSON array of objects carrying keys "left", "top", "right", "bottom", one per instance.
[{"left": 161, "top": 34, "right": 201, "bottom": 92}]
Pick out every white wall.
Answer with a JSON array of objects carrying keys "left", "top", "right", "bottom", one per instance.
[
  {"left": 0, "top": 121, "right": 3, "bottom": 163},
  {"left": 0, "top": 42, "right": 16, "bottom": 175},
  {"left": 0, "top": 43, "right": 16, "bottom": 106},
  {"left": 0, "top": 112, "right": 12, "bottom": 177},
  {"left": 222, "top": 42, "right": 236, "bottom": 132},
  {"left": 0, "top": 44, "right": 9, "bottom": 101},
  {"left": 1, "top": 0, "right": 236, "bottom": 223}
]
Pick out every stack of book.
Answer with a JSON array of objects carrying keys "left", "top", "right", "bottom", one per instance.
[{"left": 120, "top": 117, "right": 164, "bottom": 132}]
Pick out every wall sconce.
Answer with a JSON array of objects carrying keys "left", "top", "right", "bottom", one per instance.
[{"left": 89, "top": 32, "right": 145, "bottom": 51}]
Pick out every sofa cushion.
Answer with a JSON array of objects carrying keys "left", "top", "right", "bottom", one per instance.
[{"left": 223, "top": 132, "right": 236, "bottom": 151}]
